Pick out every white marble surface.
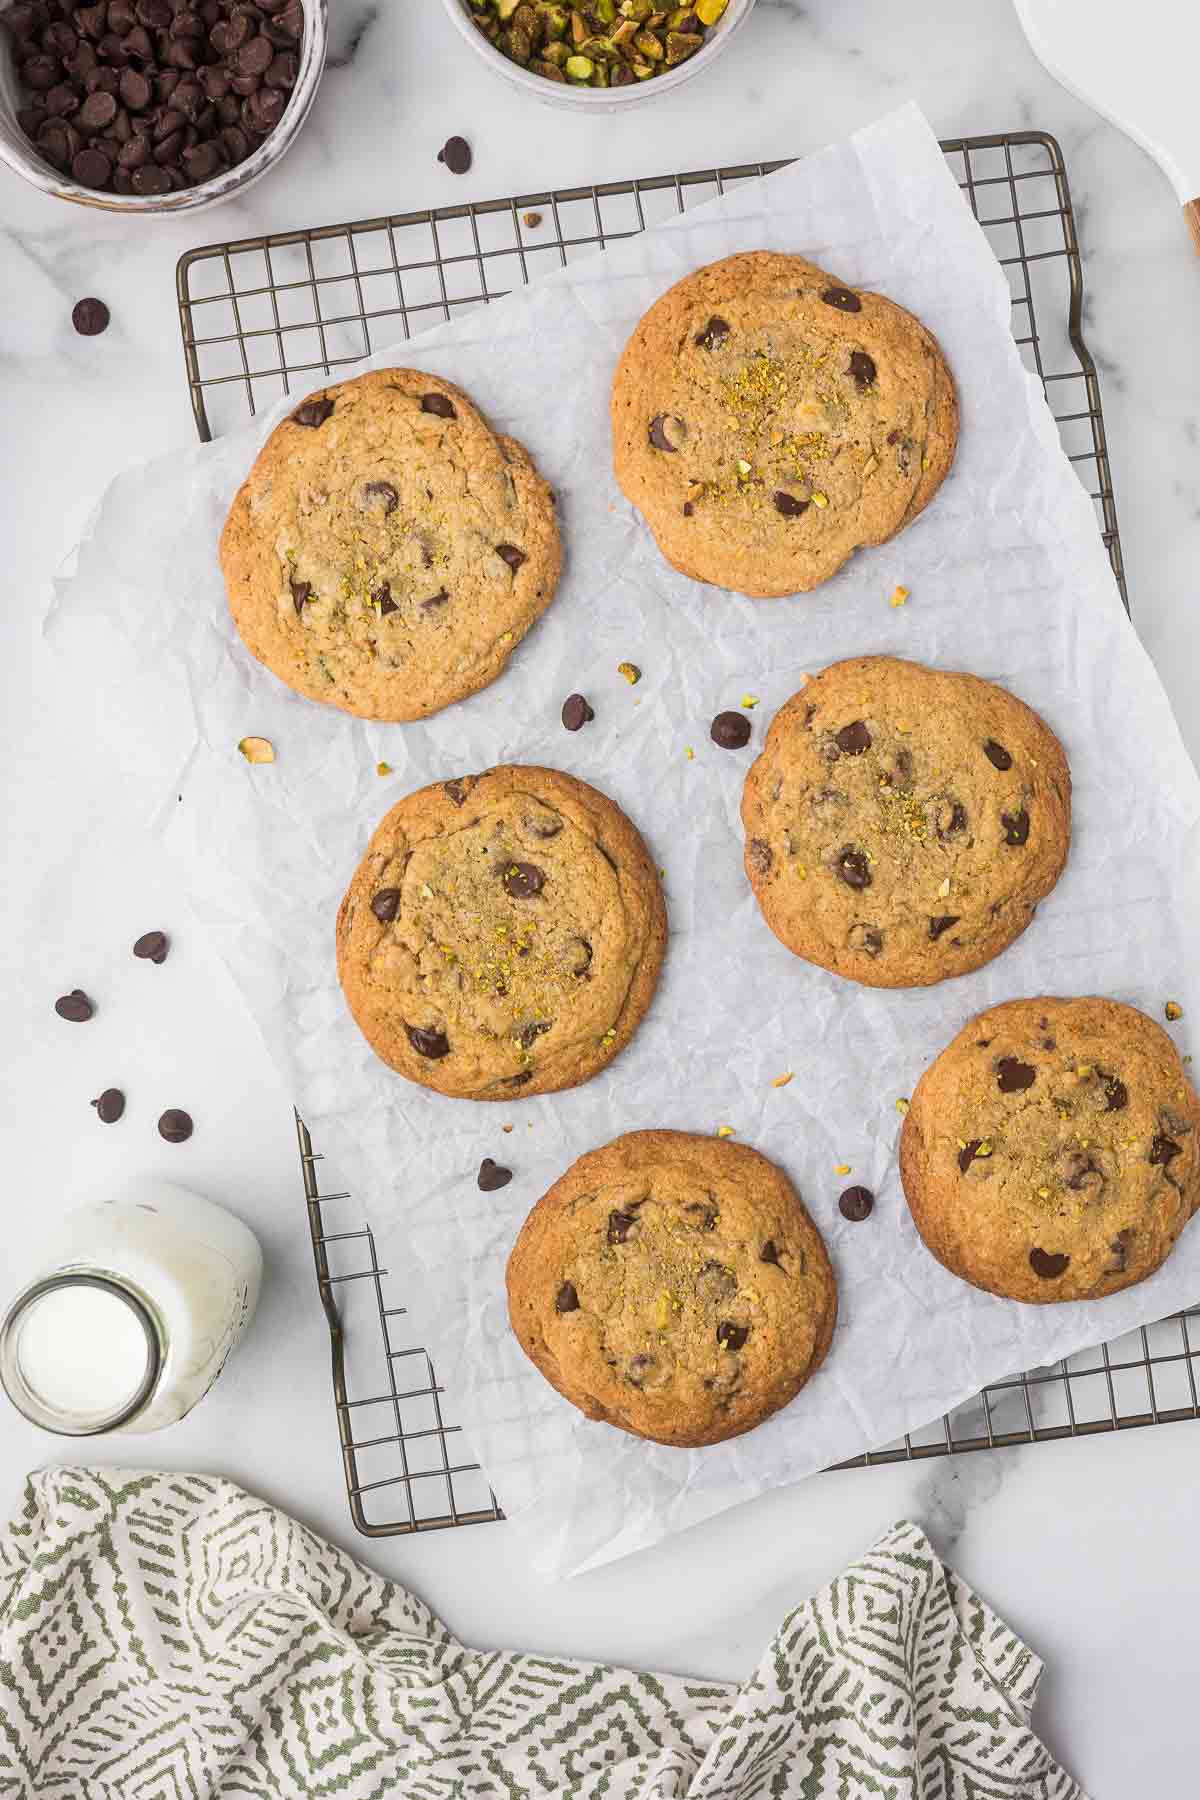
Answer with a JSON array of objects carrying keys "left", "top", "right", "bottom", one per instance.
[{"left": 2, "top": 1, "right": 1199, "bottom": 1793}]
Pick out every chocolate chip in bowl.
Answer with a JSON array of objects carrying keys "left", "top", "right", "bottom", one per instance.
[
  {"left": 0, "top": 0, "right": 327, "bottom": 211},
  {"left": 440, "top": 0, "right": 755, "bottom": 110}
]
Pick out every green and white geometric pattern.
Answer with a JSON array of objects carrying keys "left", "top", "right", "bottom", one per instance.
[{"left": 0, "top": 1470, "right": 1085, "bottom": 1797}]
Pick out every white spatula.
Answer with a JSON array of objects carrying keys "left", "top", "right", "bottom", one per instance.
[{"left": 1012, "top": 0, "right": 1200, "bottom": 252}]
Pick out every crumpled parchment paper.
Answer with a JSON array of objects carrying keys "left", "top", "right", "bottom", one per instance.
[{"left": 47, "top": 105, "right": 1200, "bottom": 1578}]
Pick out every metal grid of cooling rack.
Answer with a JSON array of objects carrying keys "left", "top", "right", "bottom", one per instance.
[{"left": 183, "top": 132, "right": 1167, "bottom": 1540}]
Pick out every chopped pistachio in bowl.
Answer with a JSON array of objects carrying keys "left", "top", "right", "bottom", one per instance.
[{"left": 441, "top": 0, "right": 756, "bottom": 109}]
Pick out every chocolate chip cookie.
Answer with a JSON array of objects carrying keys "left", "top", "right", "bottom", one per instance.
[
  {"left": 741, "top": 657, "right": 1071, "bottom": 987},
  {"left": 901, "top": 997, "right": 1200, "bottom": 1303},
  {"left": 220, "top": 368, "right": 562, "bottom": 722},
  {"left": 611, "top": 252, "right": 958, "bottom": 598},
  {"left": 507, "top": 1129, "right": 837, "bottom": 1446},
  {"left": 336, "top": 766, "right": 667, "bottom": 1100}
]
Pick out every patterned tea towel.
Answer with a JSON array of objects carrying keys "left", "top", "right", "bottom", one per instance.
[{"left": 0, "top": 1469, "right": 1085, "bottom": 1798}]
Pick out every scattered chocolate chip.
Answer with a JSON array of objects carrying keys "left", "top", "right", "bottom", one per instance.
[
  {"left": 928, "top": 915, "right": 960, "bottom": 941},
  {"left": 477, "top": 1157, "right": 512, "bottom": 1192},
  {"left": 747, "top": 838, "right": 773, "bottom": 875},
  {"left": 1029, "top": 1247, "right": 1069, "bottom": 1279},
  {"left": 561, "top": 693, "right": 594, "bottom": 732},
  {"left": 716, "top": 1321, "right": 748, "bottom": 1351},
  {"left": 91, "top": 1088, "right": 125, "bottom": 1124},
  {"left": 984, "top": 739, "right": 1013, "bottom": 771},
  {"left": 607, "top": 1209, "right": 637, "bottom": 1245},
  {"left": 55, "top": 989, "right": 93, "bottom": 1022},
  {"left": 1107, "top": 1231, "right": 1132, "bottom": 1275},
  {"left": 496, "top": 544, "right": 526, "bottom": 573},
  {"left": 958, "top": 1139, "right": 985, "bottom": 1174},
  {"left": 773, "top": 490, "right": 809, "bottom": 517},
  {"left": 71, "top": 296, "right": 110, "bottom": 335},
  {"left": 835, "top": 720, "right": 871, "bottom": 755},
  {"left": 370, "top": 888, "right": 401, "bottom": 923},
  {"left": 443, "top": 779, "right": 469, "bottom": 806},
  {"left": 157, "top": 1107, "right": 193, "bottom": 1143},
  {"left": 363, "top": 480, "right": 398, "bottom": 514},
  {"left": 502, "top": 861, "right": 544, "bottom": 899},
  {"left": 760, "top": 1240, "right": 782, "bottom": 1265},
  {"left": 835, "top": 846, "right": 871, "bottom": 890},
  {"left": 686, "top": 1200, "right": 719, "bottom": 1231},
  {"left": 294, "top": 396, "right": 333, "bottom": 428},
  {"left": 1061, "top": 1153, "right": 1104, "bottom": 1194},
  {"left": 406, "top": 1024, "right": 450, "bottom": 1059},
  {"left": 1001, "top": 808, "right": 1030, "bottom": 846},
  {"left": 420, "top": 392, "right": 455, "bottom": 417},
  {"left": 682, "top": 502, "right": 694, "bottom": 517},
  {"left": 1104, "top": 1075, "right": 1128, "bottom": 1111},
  {"left": 821, "top": 286, "right": 862, "bottom": 312},
  {"left": 555, "top": 1281, "right": 579, "bottom": 1313},
  {"left": 373, "top": 583, "right": 398, "bottom": 616},
  {"left": 848, "top": 350, "right": 876, "bottom": 389},
  {"left": 838, "top": 1186, "right": 874, "bottom": 1222},
  {"left": 710, "top": 710, "right": 751, "bottom": 750},
  {"left": 437, "top": 134, "right": 471, "bottom": 174},
  {"left": 1150, "top": 1134, "right": 1182, "bottom": 1166},
  {"left": 524, "top": 810, "right": 564, "bottom": 840},
  {"left": 132, "top": 929, "right": 169, "bottom": 963},
  {"left": 695, "top": 315, "right": 730, "bottom": 351},
  {"left": 648, "top": 413, "right": 684, "bottom": 452},
  {"left": 290, "top": 578, "right": 311, "bottom": 614}
]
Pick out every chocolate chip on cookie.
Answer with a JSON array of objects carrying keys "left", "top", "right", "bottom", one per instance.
[{"left": 294, "top": 397, "right": 334, "bottom": 428}]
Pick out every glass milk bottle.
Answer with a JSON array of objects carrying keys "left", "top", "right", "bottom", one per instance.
[{"left": 0, "top": 1179, "right": 262, "bottom": 1435}]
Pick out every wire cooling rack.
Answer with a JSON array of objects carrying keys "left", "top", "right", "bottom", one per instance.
[{"left": 179, "top": 132, "right": 1170, "bottom": 1540}]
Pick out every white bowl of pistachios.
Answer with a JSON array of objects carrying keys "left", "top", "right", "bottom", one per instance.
[{"left": 441, "top": 0, "right": 756, "bottom": 109}]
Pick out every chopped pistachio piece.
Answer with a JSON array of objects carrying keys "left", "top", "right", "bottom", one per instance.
[
  {"left": 618, "top": 660, "right": 642, "bottom": 684},
  {"left": 695, "top": 0, "right": 726, "bottom": 19},
  {"left": 1166, "top": 1000, "right": 1184, "bottom": 1022},
  {"left": 834, "top": 1163, "right": 851, "bottom": 1176},
  {"left": 564, "top": 50, "right": 593, "bottom": 75},
  {"left": 895, "top": 1097, "right": 910, "bottom": 1115},
  {"left": 376, "top": 760, "right": 392, "bottom": 776},
  {"left": 472, "top": 0, "right": 726, "bottom": 85},
  {"left": 495, "top": 0, "right": 521, "bottom": 18},
  {"left": 890, "top": 584, "right": 909, "bottom": 607},
  {"left": 715, "top": 1125, "right": 735, "bottom": 1139},
  {"left": 634, "top": 27, "right": 664, "bottom": 56}
]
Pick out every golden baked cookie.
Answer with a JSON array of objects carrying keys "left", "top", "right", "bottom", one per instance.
[
  {"left": 611, "top": 251, "right": 958, "bottom": 598},
  {"left": 507, "top": 1129, "right": 837, "bottom": 1447},
  {"left": 219, "top": 368, "right": 562, "bottom": 722},
  {"left": 741, "top": 657, "right": 1071, "bottom": 987},
  {"left": 336, "top": 766, "right": 666, "bottom": 1100},
  {"left": 901, "top": 997, "right": 1200, "bottom": 1303}
]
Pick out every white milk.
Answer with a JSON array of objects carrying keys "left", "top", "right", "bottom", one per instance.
[{"left": 0, "top": 1180, "right": 262, "bottom": 1435}]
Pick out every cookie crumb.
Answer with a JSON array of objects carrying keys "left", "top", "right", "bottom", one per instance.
[
  {"left": 502, "top": 1124, "right": 513, "bottom": 1133},
  {"left": 715, "top": 1125, "right": 735, "bottom": 1138},
  {"left": 1166, "top": 1000, "right": 1184, "bottom": 1022},
  {"left": 376, "top": 761, "right": 392, "bottom": 776},
  {"left": 522, "top": 210, "right": 542, "bottom": 228},
  {"left": 238, "top": 736, "right": 275, "bottom": 764},
  {"left": 895, "top": 1097, "right": 909, "bottom": 1115},
  {"left": 618, "top": 661, "right": 641, "bottom": 685},
  {"left": 834, "top": 1162, "right": 851, "bottom": 1175},
  {"left": 890, "top": 585, "right": 909, "bottom": 607},
  {"left": 772, "top": 1072, "right": 793, "bottom": 1088}
]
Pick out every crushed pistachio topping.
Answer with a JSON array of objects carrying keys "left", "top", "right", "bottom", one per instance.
[
  {"left": 618, "top": 661, "right": 641, "bottom": 684},
  {"left": 895, "top": 1097, "right": 910, "bottom": 1115},
  {"left": 376, "top": 761, "right": 392, "bottom": 776},
  {"left": 876, "top": 780, "right": 929, "bottom": 842},
  {"left": 715, "top": 1125, "right": 735, "bottom": 1138},
  {"left": 810, "top": 491, "right": 829, "bottom": 508},
  {"left": 890, "top": 585, "right": 909, "bottom": 607},
  {"left": 975, "top": 1140, "right": 994, "bottom": 1158},
  {"left": 684, "top": 746, "right": 695, "bottom": 760},
  {"left": 741, "top": 694, "right": 759, "bottom": 709}
]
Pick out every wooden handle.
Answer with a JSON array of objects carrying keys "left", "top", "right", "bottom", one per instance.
[{"left": 1187, "top": 199, "right": 1200, "bottom": 255}]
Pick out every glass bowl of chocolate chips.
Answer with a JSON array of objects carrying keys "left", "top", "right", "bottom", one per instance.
[{"left": 0, "top": 0, "right": 326, "bottom": 211}]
